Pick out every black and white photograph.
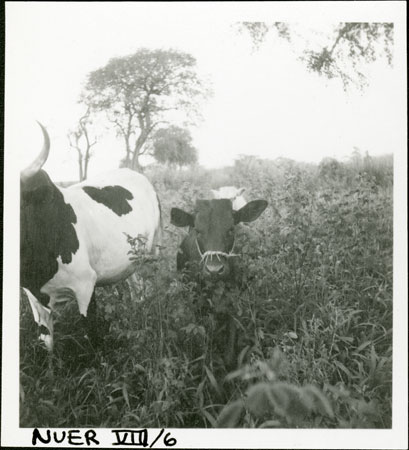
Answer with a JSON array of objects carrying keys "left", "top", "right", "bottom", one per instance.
[{"left": 2, "top": 1, "right": 407, "bottom": 448}]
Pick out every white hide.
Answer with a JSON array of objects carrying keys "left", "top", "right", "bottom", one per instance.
[
  {"left": 211, "top": 186, "right": 247, "bottom": 210},
  {"left": 27, "top": 168, "right": 161, "bottom": 350}
]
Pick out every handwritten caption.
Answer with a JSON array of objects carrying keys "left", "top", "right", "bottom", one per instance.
[{"left": 32, "top": 428, "right": 177, "bottom": 447}]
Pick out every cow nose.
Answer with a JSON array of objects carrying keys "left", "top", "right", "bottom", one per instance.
[{"left": 205, "top": 262, "right": 225, "bottom": 275}]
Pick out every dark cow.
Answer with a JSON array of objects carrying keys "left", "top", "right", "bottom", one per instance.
[
  {"left": 20, "top": 122, "right": 162, "bottom": 350},
  {"left": 170, "top": 198, "right": 267, "bottom": 367},
  {"left": 170, "top": 198, "right": 267, "bottom": 279}
]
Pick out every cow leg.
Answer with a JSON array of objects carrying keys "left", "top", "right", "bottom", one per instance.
[
  {"left": 78, "top": 290, "right": 102, "bottom": 347},
  {"left": 74, "top": 274, "right": 103, "bottom": 346},
  {"left": 84, "top": 291, "right": 101, "bottom": 346},
  {"left": 76, "top": 273, "right": 97, "bottom": 317},
  {"left": 223, "top": 314, "right": 237, "bottom": 370},
  {"left": 23, "top": 288, "right": 54, "bottom": 351}
]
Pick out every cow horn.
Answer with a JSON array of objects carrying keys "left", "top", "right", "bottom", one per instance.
[{"left": 20, "top": 121, "right": 50, "bottom": 183}]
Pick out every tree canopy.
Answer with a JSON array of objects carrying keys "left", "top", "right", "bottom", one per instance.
[
  {"left": 236, "top": 22, "right": 393, "bottom": 90},
  {"left": 151, "top": 126, "right": 198, "bottom": 168},
  {"left": 83, "top": 48, "right": 210, "bottom": 170}
]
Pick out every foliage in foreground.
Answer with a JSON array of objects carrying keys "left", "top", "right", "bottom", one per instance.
[{"left": 20, "top": 153, "right": 392, "bottom": 428}]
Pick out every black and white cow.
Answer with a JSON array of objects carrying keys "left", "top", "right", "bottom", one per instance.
[{"left": 20, "top": 123, "right": 162, "bottom": 350}]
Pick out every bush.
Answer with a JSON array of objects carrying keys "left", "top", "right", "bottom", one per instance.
[{"left": 20, "top": 152, "right": 392, "bottom": 428}]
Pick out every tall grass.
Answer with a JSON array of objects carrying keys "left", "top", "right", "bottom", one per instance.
[{"left": 20, "top": 152, "right": 393, "bottom": 428}]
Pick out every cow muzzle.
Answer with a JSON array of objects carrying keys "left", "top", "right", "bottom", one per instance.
[
  {"left": 195, "top": 239, "right": 238, "bottom": 278},
  {"left": 204, "top": 257, "right": 226, "bottom": 276}
]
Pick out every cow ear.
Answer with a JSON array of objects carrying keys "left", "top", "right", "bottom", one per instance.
[
  {"left": 234, "top": 200, "right": 267, "bottom": 224},
  {"left": 237, "top": 187, "right": 246, "bottom": 196},
  {"left": 171, "top": 208, "right": 194, "bottom": 227}
]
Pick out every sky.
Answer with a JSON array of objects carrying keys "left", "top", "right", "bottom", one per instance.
[{"left": 5, "top": 2, "right": 404, "bottom": 181}]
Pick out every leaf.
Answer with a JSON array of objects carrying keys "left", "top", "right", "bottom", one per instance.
[
  {"left": 246, "top": 383, "right": 275, "bottom": 417},
  {"left": 122, "top": 383, "right": 130, "bottom": 409},
  {"left": 237, "top": 345, "right": 251, "bottom": 367},
  {"left": 39, "top": 399, "right": 55, "bottom": 407},
  {"left": 20, "top": 382, "right": 25, "bottom": 404},
  {"left": 196, "top": 380, "right": 205, "bottom": 409},
  {"left": 333, "top": 360, "right": 353, "bottom": 379},
  {"left": 298, "top": 387, "right": 315, "bottom": 412},
  {"left": 269, "top": 382, "right": 297, "bottom": 414},
  {"left": 216, "top": 400, "right": 244, "bottom": 428},
  {"left": 132, "top": 364, "right": 146, "bottom": 372},
  {"left": 258, "top": 419, "right": 281, "bottom": 428},
  {"left": 338, "top": 336, "right": 354, "bottom": 344},
  {"left": 356, "top": 399, "right": 378, "bottom": 418},
  {"left": 202, "top": 409, "right": 218, "bottom": 427},
  {"left": 287, "top": 331, "right": 298, "bottom": 339},
  {"left": 302, "top": 385, "right": 334, "bottom": 418},
  {"left": 353, "top": 340, "right": 372, "bottom": 354},
  {"left": 204, "top": 366, "right": 223, "bottom": 397},
  {"left": 196, "top": 325, "right": 206, "bottom": 336},
  {"left": 182, "top": 323, "right": 195, "bottom": 334},
  {"left": 225, "top": 367, "right": 247, "bottom": 382},
  {"left": 369, "top": 345, "right": 378, "bottom": 376}
]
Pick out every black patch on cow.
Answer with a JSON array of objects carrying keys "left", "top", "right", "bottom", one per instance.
[
  {"left": 82, "top": 185, "right": 134, "bottom": 216},
  {"left": 20, "top": 170, "right": 80, "bottom": 297}
]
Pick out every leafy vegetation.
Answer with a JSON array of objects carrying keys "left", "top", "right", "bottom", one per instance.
[{"left": 20, "top": 151, "right": 393, "bottom": 428}]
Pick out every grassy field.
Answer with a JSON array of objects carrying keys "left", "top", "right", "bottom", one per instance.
[{"left": 20, "top": 152, "right": 393, "bottom": 428}]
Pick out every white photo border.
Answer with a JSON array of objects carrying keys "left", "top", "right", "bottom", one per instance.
[{"left": 2, "top": 1, "right": 407, "bottom": 448}]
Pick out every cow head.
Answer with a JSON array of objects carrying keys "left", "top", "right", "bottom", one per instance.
[{"left": 171, "top": 198, "right": 267, "bottom": 279}]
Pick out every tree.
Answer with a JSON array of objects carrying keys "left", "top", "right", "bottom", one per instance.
[
  {"left": 236, "top": 22, "right": 393, "bottom": 90},
  {"left": 151, "top": 126, "right": 198, "bottom": 168},
  {"left": 67, "top": 107, "right": 97, "bottom": 181},
  {"left": 236, "top": 22, "right": 291, "bottom": 50},
  {"left": 83, "top": 48, "right": 209, "bottom": 171}
]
